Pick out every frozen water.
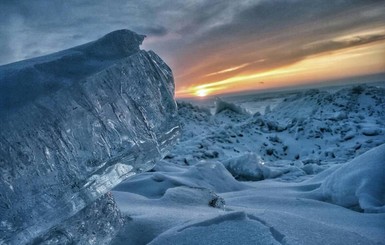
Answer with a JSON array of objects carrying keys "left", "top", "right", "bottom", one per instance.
[
  {"left": 214, "top": 98, "right": 249, "bottom": 115},
  {"left": 113, "top": 83, "right": 385, "bottom": 244},
  {"left": 29, "top": 193, "right": 125, "bottom": 245},
  {"left": 0, "top": 30, "right": 179, "bottom": 244}
]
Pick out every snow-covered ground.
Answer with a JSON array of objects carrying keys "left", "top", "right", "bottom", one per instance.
[{"left": 112, "top": 83, "right": 385, "bottom": 245}]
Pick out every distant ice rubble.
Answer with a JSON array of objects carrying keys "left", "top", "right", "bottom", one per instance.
[
  {"left": 214, "top": 98, "right": 249, "bottom": 115},
  {"left": 173, "top": 85, "right": 385, "bottom": 167},
  {"left": 158, "top": 84, "right": 385, "bottom": 209},
  {"left": 0, "top": 30, "right": 180, "bottom": 244},
  {"left": 109, "top": 83, "right": 385, "bottom": 244}
]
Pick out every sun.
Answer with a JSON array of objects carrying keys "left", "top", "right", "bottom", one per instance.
[{"left": 195, "top": 88, "right": 208, "bottom": 97}]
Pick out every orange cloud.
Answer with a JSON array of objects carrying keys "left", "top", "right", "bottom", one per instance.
[{"left": 176, "top": 39, "right": 385, "bottom": 98}]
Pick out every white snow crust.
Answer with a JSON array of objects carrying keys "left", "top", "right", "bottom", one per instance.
[{"left": 112, "top": 84, "right": 385, "bottom": 245}]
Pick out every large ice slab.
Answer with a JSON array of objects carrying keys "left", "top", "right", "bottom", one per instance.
[
  {"left": 30, "top": 193, "right": 126, "bottom": 245},
  {"left": 0, "top": 30, "right": 180, "bottom": 244}
]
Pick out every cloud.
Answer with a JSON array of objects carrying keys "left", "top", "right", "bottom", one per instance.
[
  {"left": 133, "top": 25, "right": 168, "bottom": 37},
  {"left": 170, "top": 0, "right": 385, "bottom": 85},
  {"left": 0, "top": 0, "right": 172, "bottom": 64},
  {"left": 0, "top": 0, "right": 384, "bottom": 94},
  {"left": 300, "top": 33, "right": 385, "bottom": 57}
]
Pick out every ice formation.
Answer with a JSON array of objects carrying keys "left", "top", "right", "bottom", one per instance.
[
  {"left": 112, "top": 84, "right": 385, "bottom": 244},
  {"left": 214, "top": 98, "right": 248, "bottom": 115},
  {"left": 0, "top": 30, "right": 179, "bottom": 244}
]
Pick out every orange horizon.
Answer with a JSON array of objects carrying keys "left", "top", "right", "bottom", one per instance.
[{"left": 175, "top": 39, "right": 385, "bottom": 98}]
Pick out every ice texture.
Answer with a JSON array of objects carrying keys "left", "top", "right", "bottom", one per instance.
[
  {"left": 214, "top": 98, "right": 248, "bottom": 115},
  {"left": 29, "top": 193, "right": 126, "bottom": 245},
  {"left": 0, "top": 30, "right": 180, "bottom": 244}
]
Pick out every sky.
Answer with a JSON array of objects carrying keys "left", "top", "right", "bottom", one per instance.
[{"left": 0, "top": 0, "right": 384, "bottom": 98}]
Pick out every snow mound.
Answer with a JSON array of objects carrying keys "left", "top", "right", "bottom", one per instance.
[
  {"left": 161, "top": 186, "right": 226, "bottom": 209},
  {"left": 223, "top": 153, "right": 308, "bottom": 181},
  {"left": 317, "top": 143, "right": 385, "bottom": 212},
  {"left": 114, "top": 160, "right": 248, "bottom": 198},
  {"left": 149, "top": 212, "right": 282, "bottom": 245}
]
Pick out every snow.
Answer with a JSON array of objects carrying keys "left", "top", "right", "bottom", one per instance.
[
  {"left": 311, "top": 143, "right": 385, "bottom": 213},
  {"left": 112, "top": 83, "right": 385, "bottom": 245},
  {"left": 114, "top": 160, "right": 247, "bottom": 198},
  {"left": 112, "top": 150, "right": 385, "bottom": 244}
]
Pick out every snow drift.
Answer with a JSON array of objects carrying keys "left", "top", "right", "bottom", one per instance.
[
  {"left": 111, "top": 84, "right": 385, "bottom": 244},
  {"left": 312, "top": 143, "right": 385, "bottom": 213},
  {"left": 0, "top": 30, "right": 179, "bottom": 244}
]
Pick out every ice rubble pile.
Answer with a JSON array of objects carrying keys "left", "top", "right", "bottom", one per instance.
[
  {"left": 109, "top": 85, "right": 385, "bottom": 244},
  {"left": 214, "top": 98, "right": 248, "bottom": 115},
  {"left": 0, "top": 30, "right": 179, "bottom": 244},
  {"left": 171, "top": 86, "right": 384, "bottom": 170}
]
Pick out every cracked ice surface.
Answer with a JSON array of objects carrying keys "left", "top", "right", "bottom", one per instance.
[{"left": 0, "top": 30, "right": 179, "bottom": 244}]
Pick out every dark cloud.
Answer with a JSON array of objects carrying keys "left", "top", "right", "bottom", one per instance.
[
  {"left": 300, "top": 34, "right": 385, "bottom": 56},
  {"left": 0, "top": 0, "right": 171, "bottom": 64},
  {"left": 171, "top": 0, "right": 385, "bottom": 84},
  {"left": 133, "top": 25, "right": 168, "bottom": 37}
]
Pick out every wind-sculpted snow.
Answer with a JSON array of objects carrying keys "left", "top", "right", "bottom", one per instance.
[
  {"left": 0, "top": 30, "right": 179, "bottom": 244},
  {"left": 111, "top": 84, "right": 385, "bottom": 244},
  {"left": 312, "top": 143, "right": 385, "bottom": 213}
]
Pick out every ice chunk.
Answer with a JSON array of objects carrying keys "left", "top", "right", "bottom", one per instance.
[
  {"left": 223, "top": 153, "right": 307, "bottom": 181},
  {"left": 223, "top": 153, "right": 266, "bottom": 181},
  {"left": 214, "top": 98, "right": 249, "bottom": 115},
  {"left": 29, "top": 193, "right": 125, "bottom": 245},
  {"left": 0, "top": 30, "right": 179, "bottom": 244},
  {"left": 0, "top": 30, "right": 146, "bottom": 111}
]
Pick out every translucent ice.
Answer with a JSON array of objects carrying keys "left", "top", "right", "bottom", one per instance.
[{"left": 0, "top": 30, "right": 179, "bottom": 244}]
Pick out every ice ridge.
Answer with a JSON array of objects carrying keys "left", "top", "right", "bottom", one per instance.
[{"left": 0, "top": 29, "right": 179, "bottom": 244}]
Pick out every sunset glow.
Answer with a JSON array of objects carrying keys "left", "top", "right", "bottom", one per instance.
[
  {"left": 0, "top": 0, "right": 384, "bottom": 99},
  {"left": 176, "top": 37, "right": 385, "bottom": 98},
  {"left": 195, "top": 88, "right": 209, "bottom": 97}
]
